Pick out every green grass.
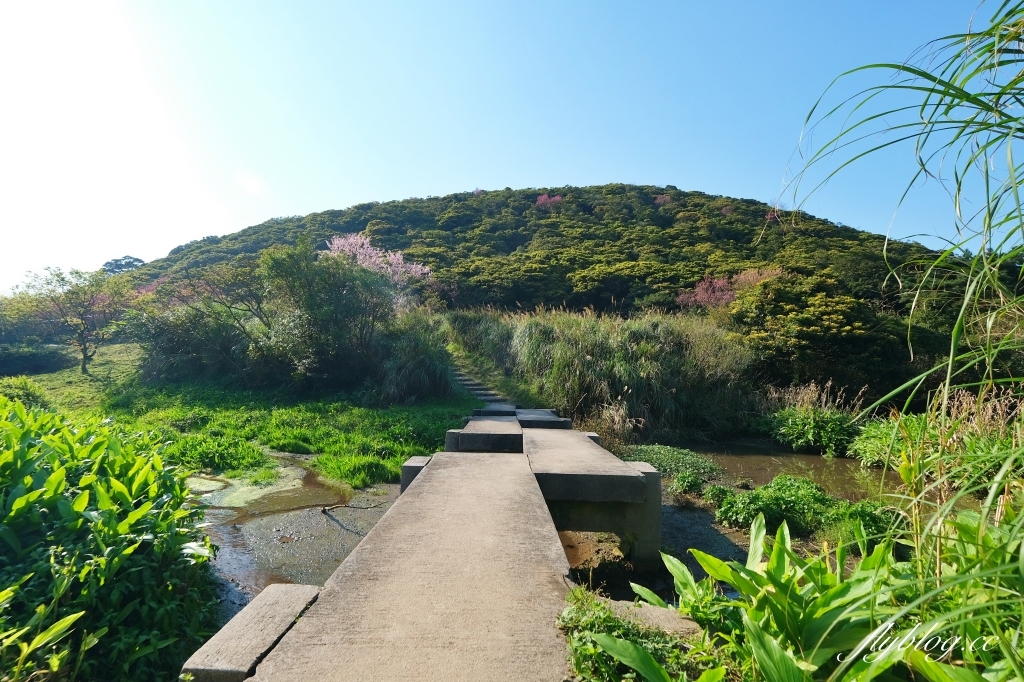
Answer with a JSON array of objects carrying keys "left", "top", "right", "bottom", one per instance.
[
  {"left": 557, "top": 586, "right": 725, "bottom": 682},
  {"left": 23, "top": 343, "right": 479, "bottom": 488}
]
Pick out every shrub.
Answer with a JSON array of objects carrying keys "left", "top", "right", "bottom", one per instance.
[
  {"left": 0, "top": 397, "right": 217, "bottom": 680},
  {"left": 447, "top": 309, "right": 753, "bottom": 437},
  {"left": 716, "top": 475, "right": 839, "bottom": 536},
  {"left": 763, "top": 381, "right": 864, "bottom": 457},
  {"left": 0, "top": 344, "right": 75, "bottom": 377},
  {"left": 375, "top": 312, "right": 454, "bottom": 403},
  {"left": 667, "top": 470, "right": 704, "bottom": 495},
  {"left": 702, "top": 484, "right": 734, "bottom": 507},
  {"left": 0, "top": 376, "right": 51, "bottom": 409},
  {"left": 768, "top": 405, "right": 858, "bottom": 457}
]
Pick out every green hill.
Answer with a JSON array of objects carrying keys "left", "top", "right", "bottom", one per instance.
[{"left": 137, "top": 183, "right": 929, "bottom": 310}]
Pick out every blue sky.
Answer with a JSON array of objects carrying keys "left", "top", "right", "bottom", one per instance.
[{"left": 0, "top": 1, "right": 980, "bottom": 291}]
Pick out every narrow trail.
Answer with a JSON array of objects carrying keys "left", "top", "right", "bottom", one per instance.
[{"left": 453, "top": 368, "right": 509, "bottom": 404}]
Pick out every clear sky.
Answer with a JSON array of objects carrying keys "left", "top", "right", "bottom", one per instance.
[{"left": 0, "top": 1, "right": 981, "bottom": 292}]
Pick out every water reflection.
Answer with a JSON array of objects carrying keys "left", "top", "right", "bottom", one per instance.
[{"left": 684, "top": 439, "right": 899, "bottom": 501}]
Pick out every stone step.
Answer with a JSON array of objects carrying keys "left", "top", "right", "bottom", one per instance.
[
  {"left": 457, "top": 415, "right": 523, "bottom": 452},
  {"left": 522, "top": 429, "right": 646, "bottom": 503},
  {"left": 248, "top": 453, "right": 571, "bottom": 682},
  {"left": 181, "top": 583, "right": 321, "bottom": 682},
  {"left": 516, "top": 409, "right": 572, "bottom": 430},
  {"left": 472, "top": 402, "right": 518, "bottom": 417}
]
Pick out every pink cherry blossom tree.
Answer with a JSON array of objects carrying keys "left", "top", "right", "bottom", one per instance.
[{"left": 324, "top": 234, "right": 431, "bottom": 287}]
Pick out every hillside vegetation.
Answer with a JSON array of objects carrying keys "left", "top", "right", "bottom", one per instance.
[{"left": 134, "top": 184, "right": 931, "bottom": 312}]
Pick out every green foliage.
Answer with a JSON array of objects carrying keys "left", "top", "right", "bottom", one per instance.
[
  {"left": 668, "top": 470, "right": 705, "bottom": 495},
  {"left": 96, "top": 377, "right": 477, "bottom": 489},
  {"left": 767, "top": 407, "right": 857, "bottom": 457},
  {"left": 375, "top": 311, "right": 455, "bottom": 404},
  {"left": 0, "top": 397, "right": 217, "bottom": 681},
  {"left": 161, "top": 434, "right": 273, "bottom": 474},
  {"left": 0, "top": 378, "right": 50, "bottom": 410},
  {"left": 131, "top": 185, "right": 929, "bottom": 316},
  {"left": 448, "top": 309, "right": 753, "bottom": 438},
  {"left": 556, "top": 586, "right": 705, "bottom": 682},
  {"left": 0, "top": 346, "right": 74, "bottom": 378},
  {"left": 130, "top": 243, "right": 453, "bottom": 402},
  {"left": 311, "top": 455, "right": 402, "bottom": 489},
  {"left": 624, "top": 445, "right": 724, "bottom": 480},
  {"left": 702, "top": 484, "right": 734, "bottom": 507},
  {"left": 715, "top": 475, "right": 893, "bottom": 539}
]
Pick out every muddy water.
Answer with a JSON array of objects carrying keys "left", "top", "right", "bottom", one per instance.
[
  {"left": 685, "top": 438, "right": 898, "bottom": 501},
  {"left": 190, "top": 462, "right": 399, "bottom": 621}
]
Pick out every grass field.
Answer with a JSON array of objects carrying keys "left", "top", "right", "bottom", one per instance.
[{"left": 15, "top": 343, "right": 480, "bottom": 488}]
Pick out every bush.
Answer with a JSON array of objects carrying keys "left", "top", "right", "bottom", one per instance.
[
  {"left": 667, "top": 470, "right": 705, "bottom": 495},
  {"left": 0, "top": 397, "right": 217, "bottom": 680},
  {"left": 767, "top": 406, "right": 858, "bottom": 457},
  {"left": 375, "top": 312, "right": 454, "bottom": 404},
  {"left": 818, "top": 499, "right": 901, "bottom": 553},
  {"left": 716, "top": 475, "right": 839, "bottom": 536},
  {"left": 0, "top": 376, "right": 51, "bottom": 409},
  {"left": 0, "top": 344, "right": 75, "bottom": 376},
  {"left": 702, "top": 484, "right": 734, "bottom": 507}
]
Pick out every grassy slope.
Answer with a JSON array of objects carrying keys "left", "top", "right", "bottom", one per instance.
[
  {"left": 26, "top": 344, "right": 481, "bottom": 488},
  {"left": 132, "top": 184, "right": 928, "bottom": 312}
]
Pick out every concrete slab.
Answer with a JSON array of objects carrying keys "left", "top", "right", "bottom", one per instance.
[
  {"left": 472, "top": 402, "right": 517, "bottom": 417},
  {"left": 400, "top": 456, "right": 431, "bottom": 492},
  {"left": 459, "top": 415, "right": 523, "bottom": 452},
  {"left": 516, "top": 409, "right": 572, "bottom": 430},
  {"left": 250, "top": 453, "right": 571, "bottom": 682},
  {"left": 181, "top": 583, "right": 320, "bottom": 682},
  {"left": 523, "top": 429, "right": 646, "bottom": 503}
]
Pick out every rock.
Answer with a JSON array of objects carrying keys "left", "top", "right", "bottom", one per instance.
[{"left": 601, "top": 598, "right": 702, "bottom": 637}]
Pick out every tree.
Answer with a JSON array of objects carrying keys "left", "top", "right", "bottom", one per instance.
[
  {"left": 101, "top": 255, "right": 145, "bottom": 275},
  {"left": 26, "top": 268, "right": 133, "bottom": 373}
]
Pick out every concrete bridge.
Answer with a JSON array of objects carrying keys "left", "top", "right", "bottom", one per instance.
[{"left": 182, "top": 403, "right": 664, "bottom": 682}]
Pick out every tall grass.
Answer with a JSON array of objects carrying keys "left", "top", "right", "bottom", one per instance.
[{"left": 446, "top": 309, "right": 753, "bottom": 440}]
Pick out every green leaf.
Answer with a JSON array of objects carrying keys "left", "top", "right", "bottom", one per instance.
[
  {"left": 108, "top": 477, "right": 132, "bottom": 507},
  {"left": 43, "top": 467, "right": 66, "bottom": 497},
  {"left": 695, "top": 669, "right": 727, "bottom": 682},
  {"left": 904, "top": 649, "right": 988, "bottom": 682},
  {"left": 72, "top": 490, "right": 90, "bottom": 513},
  {"left": 589, "top": 633, "right": 672, "bottom": 682},
  {"left": 742, "top": 613, "right": 810, "bottom": 682},
  {"left": 28, "top": 611, "right": 84, "bottom": 650},
  {"left": 117, "top": 501, "right": 153, "bottom": 535},
  {"left": 630, "top": 583, "right": 667, "bottom": 608},
  {"left": 662, "top": 552, "right": 698, "bottom": 596},
  {"left": 747, "top": 512, "right": 766, "bottom": 571}
]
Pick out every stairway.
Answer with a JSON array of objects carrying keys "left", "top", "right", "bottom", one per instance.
[{"left": 454, "top": 370, "right": 508, "bottom": 404}]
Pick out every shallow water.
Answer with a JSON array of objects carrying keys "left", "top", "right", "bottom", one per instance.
[
  {"left": 188, "top": 462, "right": 397, "bottom": 621},
  {"left": 684, "top": 439, "right": 898, "bottom": 501}
]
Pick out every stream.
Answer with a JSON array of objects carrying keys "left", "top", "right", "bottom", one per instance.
[{"left": 188, "top": 460, "right": 399, "bottom": 621}]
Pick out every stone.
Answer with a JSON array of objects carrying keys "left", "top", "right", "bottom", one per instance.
[
  {"left": 400, "top": 455, "right": 431, "bottom": 492},
  {"left": 523, "top": 429, "right": 646, "bottom": 503},
  {"left": 459, "top": 415, "right": 523, "bottom": 452},
  {"left": 180, "top": 583, "right": 320, "bottom": 682}
]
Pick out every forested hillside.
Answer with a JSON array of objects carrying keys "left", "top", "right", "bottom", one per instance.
[{"left": 138, "top": 184, "right": 930, "bottom": 311}]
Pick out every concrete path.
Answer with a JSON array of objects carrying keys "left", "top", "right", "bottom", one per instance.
[
  {"left": 523, "top": 429, "right": 646, "bottom": 503},
  {"left": 248, "top": 452, "right": 571, "bottom": 682}
]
